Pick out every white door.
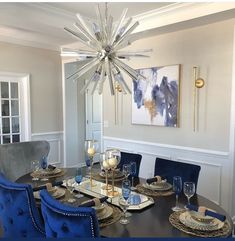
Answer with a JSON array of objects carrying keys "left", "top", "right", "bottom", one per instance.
[{"left": 85, "top": 87, "right": 102, "bottom": 154}]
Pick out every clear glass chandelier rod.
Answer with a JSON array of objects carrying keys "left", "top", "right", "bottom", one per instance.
[
  {"left": 73, "top": 22, "right": 101, "bottom": 50},
  {"left": 80, "top": 62, "right": 103, "bottom": 93},
  {"left": 113, "top": 57, "right": 146, "bottom": 80},
  {"left": 110, "top": 8, "right": 128, "bottom": 45},
  {"left": 66, "top": 57, "right": 100, "bottom": 81},
  {"left": 76, "top": 13, "right": 97, "bottom": 42},
  {"left": 112, "top": 21, "right": 139, "bottom": 50},
  {"left": 98, "top": 70, "right": 106, "bottom": 95},
  {"left": 106, "top": 58, "right": 115, "bottom": 95},
  {"left": 64, "top": 27, "right": 97, "bottom": 51}
]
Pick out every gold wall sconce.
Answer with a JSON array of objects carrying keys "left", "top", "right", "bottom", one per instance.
[{"left": 193, "top": 66, "right": 205, "bottom": 132}]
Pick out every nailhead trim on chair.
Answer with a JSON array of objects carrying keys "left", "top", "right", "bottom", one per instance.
[
  {"left": 0, "top": 183, "right": 45, "bottom": 235},
  {"left": 41, "top": 198, "right": 95, "bottom": 237}
]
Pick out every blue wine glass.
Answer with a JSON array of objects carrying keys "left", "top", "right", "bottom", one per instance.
[
  {"left": 119, "top": 179, "right": 131, "bottom": 225},
  {"left": 130, "top": 162, "right": 136, "bottom": 190},
  {"left": 172, "top": 176, "right": 183, "bottom": 211},
  {"left": 40, "top": 156, "right": 48, "bottom": 169},
  {"left": 75, "top": 165, "right": 84, "bottom": 198},
  {"left": 40, "top": 156, "right": 49, "bottom": 181}
]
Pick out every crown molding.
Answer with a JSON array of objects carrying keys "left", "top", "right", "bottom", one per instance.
[
  {"left": 132, "top": 2, "right": 235, "bottom": 33},
  {"left": 0, "top": 36, "right": 60, "bottom": 51}
]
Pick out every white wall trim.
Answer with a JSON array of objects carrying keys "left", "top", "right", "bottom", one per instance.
[
  {"left": 31, "top": 131, "right": 63, "bottom": 137},
  {"left": 104, "top": 136, "right": 229, "bottom": 157},
  {"left": 31, "top": 131, "right": 63, "bottom": 167},
  {"left": 103, "top": 136, "right": 232, "bottom": 214}
]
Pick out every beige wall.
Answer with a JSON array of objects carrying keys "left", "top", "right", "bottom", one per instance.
[
  {"left": 103, "top": 19, "right": 234, "bottom": 152},
  {"left": 0, "top": 42, "right": 63, "bottom": 133}
]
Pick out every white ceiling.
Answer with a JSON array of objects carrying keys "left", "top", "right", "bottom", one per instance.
[{"left": 0, "top": 2, "right": 234, "bottom": 51}]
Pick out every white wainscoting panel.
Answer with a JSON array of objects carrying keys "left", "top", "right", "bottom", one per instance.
[
  {"left": 103, "top": 136, "right": 232, "bottom": 214},
  {"left": 31, "top": 131, "right": 64, "bottom": 167}
]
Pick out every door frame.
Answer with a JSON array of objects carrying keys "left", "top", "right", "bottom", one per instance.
[
  {"left": 0, "top": 71, "right": 31, "bottom": 142},
  {"left": 62, "top": 58, "right": 103, "bottom": 167},
  {"left": 85, "top": 84, "right": 104, "bottom": 153}
]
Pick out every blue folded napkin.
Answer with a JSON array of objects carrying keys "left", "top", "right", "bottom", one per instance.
[
  {"left": 186, "top": 204, "right": 226, "bottom": 222},
  {"left": 33, "top": 181, "right": 63, "bottom": 192},
  {"left": 79, "top": 196, "right": 108, "bottom": 207},
  {"left": 129, "top": 194, "right": 141, "bottom": 205},
  {"left": 48, "top": 164, "right": 56, "bottom": 171},
  {"left": 146, "top": 175, "right": 167, "bottom": 184}
]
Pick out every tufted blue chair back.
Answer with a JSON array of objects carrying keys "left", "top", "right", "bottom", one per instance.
[
  {"left": 154, "top": 158, "right": 201, "bottom": 191},
  {"left": 118, "top": 152, "right": 142, "bottom": 177},
  {"left": 40, "top": 190, "right": 100, "bottom": 238},
  {"left": 0, "top": 141, "right": 50, "bottom": 181},
  {"left": 0, "top": 172, "right": 45, "bottom": 237}
]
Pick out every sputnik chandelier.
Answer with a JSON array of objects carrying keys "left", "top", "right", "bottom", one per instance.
[{"left": 61, "top": 3, "right": 152, "bottom": 95}]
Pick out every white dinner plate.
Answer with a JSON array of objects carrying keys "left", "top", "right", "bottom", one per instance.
[
  {"left": 179, "top": 211, "right": 224, "bottom": 231},
  {"left": 143, "top": 182, "right": 172, "bottom": 191}
]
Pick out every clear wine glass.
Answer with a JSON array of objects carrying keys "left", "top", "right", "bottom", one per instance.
[
  {"left": 130, "top": 162, "right": 137, "bottom": 190},
  {"left": 119, "top": 179, "right": 131, "bottom": 225},
  {"left": 183, "top": 182, "right": 195, "bottom": 208},
  {"left": 122, "top": 164, "right": 131, "bottom": 180},
  {"left": 31, "top": 160, "right": 40, "bottom": 181},
  {"left": 65, "top": 177, "right": 77, "bottom": 203},
  {"left": 74, "top": 164, "right": 84, "bottom": 199},
  {"left": 172, "top": 176, "right": 183, "bottom": 212}
]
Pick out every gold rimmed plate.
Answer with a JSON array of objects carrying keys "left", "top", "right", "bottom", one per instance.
[
  {"left": 34, "top": 187, "right": 65, "bottom": 200},
  {"left": 94, "top": 204, "right": 113, "bottom": 221},
  {"left": 179, "top": 211, "right": 224, "bottom": 231},
  {"left": 143, "top": 182, "right": 172, "bottom": 191}
]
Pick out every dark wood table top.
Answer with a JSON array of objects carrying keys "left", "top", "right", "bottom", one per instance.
[{"left": 16, "top": 167, "right": 233, "bottom": 238}]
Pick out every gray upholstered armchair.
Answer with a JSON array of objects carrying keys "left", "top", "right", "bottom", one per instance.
[{"left": 0, "top": 141, "right": 50, "bottom": 181}]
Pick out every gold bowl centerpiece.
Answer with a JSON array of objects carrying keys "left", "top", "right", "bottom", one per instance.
[
  {"left": 106, "top": 148, "right": 121, "bottom": 197},
  {"left": 85, "top": 139, "right": 99, "bottom": 187}
]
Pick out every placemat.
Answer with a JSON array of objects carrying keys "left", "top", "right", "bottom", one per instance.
[
  {"left": 136, "top": 184, "right": 174, "bottom": 197},
  {"left": 30, "top": 169, "right": 65, "bottom": 179},
  {"left": 169, "top": 210, "right": 232, "bottom": 238},
  {"left": 99, "top": 205, "right": 122, "bottom": 228}
]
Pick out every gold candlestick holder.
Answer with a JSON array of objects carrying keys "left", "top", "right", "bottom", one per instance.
[
  {"left": 85, "top": 139, "right": 98, "bottom": 188},
  {"left": 108, "top": 168, "right": 119, "bottom": 197}
]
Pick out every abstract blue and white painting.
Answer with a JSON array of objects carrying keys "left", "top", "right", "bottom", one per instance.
[{"left": 132, "top": 64, "right": 180, "bottom": 127}]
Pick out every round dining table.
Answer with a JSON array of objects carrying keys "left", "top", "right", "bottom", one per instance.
[{"left": 16, "top": 167, "right": 233, "bottom": 238}]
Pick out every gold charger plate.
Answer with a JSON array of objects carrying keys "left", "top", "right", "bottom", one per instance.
[
  {"left": 169, "top": 210, "right": 231, "bottom": 238},
  {"left": 179, "top": 211, "right": 224, "bottom": 231},
  {"left": 94, "top": 204, "right": 113, "bottom": 221},
  {"left": 34, "top": 187, "right": 65, "bottom": 200}
]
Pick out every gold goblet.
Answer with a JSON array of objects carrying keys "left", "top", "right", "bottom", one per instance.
[{"left": 85, "top": 140, "right": 98, "bottom": 187}]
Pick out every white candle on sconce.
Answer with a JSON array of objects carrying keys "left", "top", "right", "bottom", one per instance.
[
  {"left": 87, "top": 147, "right": 95, "bottom": 156},
  {"left": 108, "top": 157, "right": 117, "bottom": 168}
]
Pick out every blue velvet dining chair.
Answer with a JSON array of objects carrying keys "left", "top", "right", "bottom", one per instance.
[
  {"left": 154, "top": 158, "right": 201, "bottom": 191},
  {"left": 0, "top": 172, "right": 45, "bottom": 238},
  {"left": 118, "top": 151, "right": 142, "bottom": 177},
  {"left": 40, "top": 189, "right": 100, "bottom": 238}
]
